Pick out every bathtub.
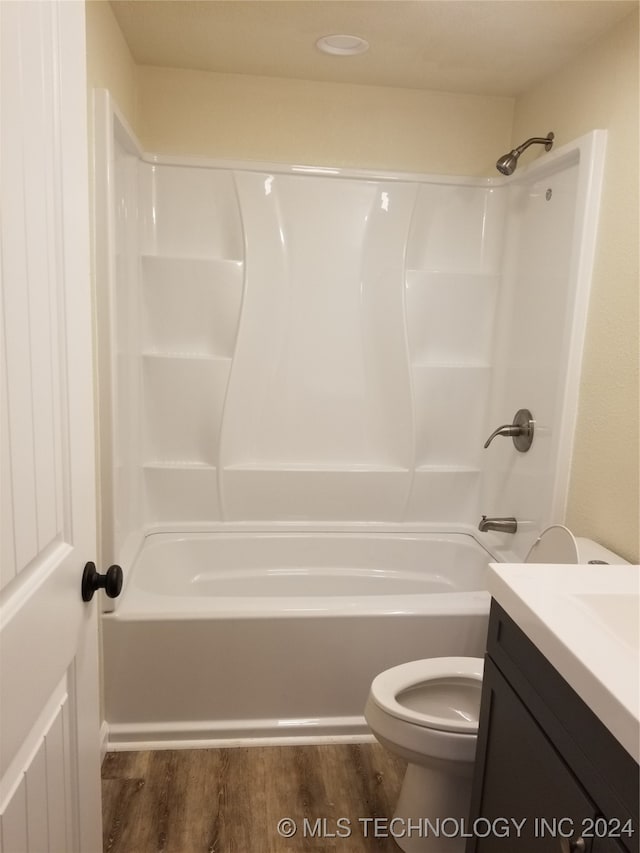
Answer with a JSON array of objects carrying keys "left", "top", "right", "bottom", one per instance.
[{"left": 103, "top": 529, "right": 496, "bottom": 749}]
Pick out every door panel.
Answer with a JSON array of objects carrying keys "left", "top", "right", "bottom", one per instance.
[
  {"left": 0, "top": 1, "right": 65, "bottom": 583},
  {"left": 0, "top": 678, "right": 74, "bottom": 852},
  {"left": 0, "top": 1, "right": 101, "bottom": 850},
  {"left": 0, "top": 778, "right": 27, "bottom": 853}
]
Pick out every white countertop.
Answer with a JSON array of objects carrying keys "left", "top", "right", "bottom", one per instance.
[{"left": 488, "top": 562, "right": 640, "bottom": 763}]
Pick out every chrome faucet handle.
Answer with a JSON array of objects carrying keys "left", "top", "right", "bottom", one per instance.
[
  {"left": 483, "top": 424, "right": 521, "bottom": 447},
  {"left": 483, "top": 409, "right": 534, "bottom": 452}
]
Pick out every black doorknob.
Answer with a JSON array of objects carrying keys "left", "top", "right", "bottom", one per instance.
[{"left": 81, "top": 562, "right": 123, "bottom": 602}]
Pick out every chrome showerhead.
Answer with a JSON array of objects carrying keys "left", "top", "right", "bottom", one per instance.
[
  {"left": 496, "top": 151, "right": 519, "bottom": 176},
  {"left": 496, "top": 132, "right": 554, "bottom": 176}
]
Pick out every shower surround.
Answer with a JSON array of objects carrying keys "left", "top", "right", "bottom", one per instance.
[
  {"left": 95, "top": 91, "right": 605, "bottom": 747},
  {"left": 114, "top": 153, "right": 507, "bottom": 534}
]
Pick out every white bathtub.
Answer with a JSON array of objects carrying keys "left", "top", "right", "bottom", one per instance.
[{"left": 103, "top": 530, "right": 496, "bottom": 749}]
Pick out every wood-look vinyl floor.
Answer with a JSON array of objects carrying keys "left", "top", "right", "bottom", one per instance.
[{"left": 102, "top": 744, "right": 406, "bottom": 853}]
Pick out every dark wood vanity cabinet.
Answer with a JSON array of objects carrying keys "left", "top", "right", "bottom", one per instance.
[{"left": 466, "top": 602, "right": 639, "bottom": 853}]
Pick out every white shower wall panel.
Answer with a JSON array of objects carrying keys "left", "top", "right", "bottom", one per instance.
[
  {"left": 222, "top": 469, "right": 412, "bottom": 522},
  {"left": 482, "top": 156, "right": 587, "bottom": 558},
  {"left": 120, "top": 151, "right": 597, "bottom": 532},
  {"left": 142, "top": 355, "right": 229, "bottom": 464},
  {"left": 142, "top": 257, "right": 243, "bottom": 357},
  {"left": 136, "top": 163, "right": 244, "bottom": 527},
  {"left": 412, "top": 366, "right": 490, "bottom": 468},
  {"left": 404, "top": 470, "right": 482, "bottom": 522},
  {"left": 405, "top": 272, "right": 499, "bottom": 365},
  {"left": 221, "top": 173, "right": 415, "bottom": 470},
  {"left": 131, "top": 165, "right": 506, "bottom": 525},
  {"left": 144, "top": 466, "right": 220, "bottom": 523},
  {"left": 138, "top": 164, "right": 243, "bottom": 260},
  {"left": 405, "top": 184, "right": 506, "bottom": 273},
  {"left": 401, "top": 183, "right": 506, "bottom": 524},
  {"left": 111, "top": 134, "right": 143, "bottom": 560},
  {"left": 218, "top": 173, "right": 422, "bottom": 520},
  {"left": 96, "top": 95, "right": 604, "bottom": 575}
]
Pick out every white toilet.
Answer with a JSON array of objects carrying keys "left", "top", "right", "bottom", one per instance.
[
  {"left": 365, "top": 656, "right": 482, "bottom": 853},
  {"left": 364, "top": 528, "right": 628, "bottom": 853}
]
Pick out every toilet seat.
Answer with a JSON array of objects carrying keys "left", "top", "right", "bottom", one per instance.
[
  {"left": 524, "top": 524, "right": 579, "bottom": 563},
  {"left": 369, "top": 657, "right": 483, "bottom": 734},
  {"left": 524, "top": 525, "right": 629, "bottom": 565}
]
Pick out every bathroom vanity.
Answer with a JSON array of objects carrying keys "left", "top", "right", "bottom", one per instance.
[{"left": 467, "top": 565, "right": 639, "bottom": 853}]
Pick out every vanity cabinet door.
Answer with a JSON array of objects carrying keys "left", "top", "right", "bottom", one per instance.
[
  {"left": 592, "top": 838, "right": 634, "bottom": 853},
  {"left": 468, "top": 657, "right": 599, "bottom": 853}
]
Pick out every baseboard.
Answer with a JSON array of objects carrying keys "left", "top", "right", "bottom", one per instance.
[
  {"left": 99, "top": 720, "right": 109, "bottom": 763},
  {"left": 105, "top": 715, "right": 374, "bottom": 752}
]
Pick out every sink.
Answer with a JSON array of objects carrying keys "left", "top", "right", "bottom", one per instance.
[
  {"left": 487, "top": 562, "right": 640, "bottom": 762},
  {"left": 571, "top": 592, "right": 640, "bottom": 650}
]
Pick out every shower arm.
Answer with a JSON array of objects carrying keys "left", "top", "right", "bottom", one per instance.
[{"left": 513, "top": 135, "right": 555, "bottom": 156}]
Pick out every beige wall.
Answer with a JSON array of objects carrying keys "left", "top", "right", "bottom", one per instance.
[
  {"left": 85, "top": 0, "right": 138, "bottom": 133},
  {"left": 513, "top": 10, "right": 639, "bottom": 562},
  {"left": 137, "top": 65, "right": 513, "bottom": 176}
]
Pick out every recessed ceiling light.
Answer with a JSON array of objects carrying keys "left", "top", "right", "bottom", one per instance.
[{"left": 316, "top": 34, "right": 369, "bottom": 56}]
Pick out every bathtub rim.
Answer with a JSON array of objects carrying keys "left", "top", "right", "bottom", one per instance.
[{"left": 105, "top": 523, "right": 500, "bottom": 620}]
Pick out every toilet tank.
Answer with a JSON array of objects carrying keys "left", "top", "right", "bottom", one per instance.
[{"left": 574, "top": 537, "right": 629, "bottom": 565}]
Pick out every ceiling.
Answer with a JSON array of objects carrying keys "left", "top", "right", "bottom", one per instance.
[{"left": 110, "top": 0, "right": 638, "bottom": 97}]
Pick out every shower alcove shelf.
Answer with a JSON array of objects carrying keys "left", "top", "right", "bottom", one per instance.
[
  {"left": 95, "top": 90, "right": 606, "bottom": 573},
  {"left": 141, "top": 253, "right": 243, "bottom": 522}
]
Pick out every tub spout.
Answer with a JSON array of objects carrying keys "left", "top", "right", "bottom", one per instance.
[{"left": 478, "top": 516, "right": 518, "bottom": 534}]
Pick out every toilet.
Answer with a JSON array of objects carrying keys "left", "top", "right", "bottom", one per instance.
[
  {"left": 365, "top": 657, "right": 483, "bottom": 853},
  {"left": 364, "top": 528, "right": 628, "bottom": 853}
]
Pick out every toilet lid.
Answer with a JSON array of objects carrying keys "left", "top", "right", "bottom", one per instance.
[
  {"left": 369, "top": 657, "right": 484, "bottom": 734},
  {"left": 524, "top": 525, "right": 579, "bottom": 564}
]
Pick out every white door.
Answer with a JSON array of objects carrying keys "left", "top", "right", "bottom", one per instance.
[{"left": 0, "top": 1, "right": 102, "bottom": 851}]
